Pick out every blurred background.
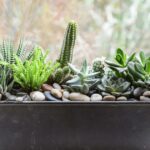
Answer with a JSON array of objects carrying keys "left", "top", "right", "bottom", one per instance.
[{"left": 0, "top": 0, "right": 150, "bottom": 65}]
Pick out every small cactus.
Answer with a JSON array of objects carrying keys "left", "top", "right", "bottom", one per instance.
[
  {"left": 58, "top": 21, "right": 77, "bottom": 67},
  {"left": 54, "top": 68, "right": 64, "bottom": 83},
  {"left": 49, "top": 66, "right": 72, "bottom": 84},
  {"left": 92, "top": 57, "right": 105, "bottom": 77}
]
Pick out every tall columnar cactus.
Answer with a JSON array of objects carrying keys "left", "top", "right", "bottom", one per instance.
[{"left": 58, "top": 21, "right": 77, "bottom": 67}]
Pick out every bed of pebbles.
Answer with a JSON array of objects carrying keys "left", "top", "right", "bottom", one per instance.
[{"left": 2, "top": 83, "right": 150, "bottom": 102}]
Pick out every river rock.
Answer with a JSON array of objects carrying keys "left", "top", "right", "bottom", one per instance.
[
  {"left": 53, "top": 83, "right": 61, "bottom": 90},
  {"left": 133, "top": 87, "right": 144, "bottom": 97},
  {"left": 30, "top": 91, "right": 45, "bottom": 101},
  {"left": 0, "top": 94, "right": 2, "bottom": 100},
  {"left": 63, "top": 91, "right": 70, "bottom": 99},
  {"left": 44, "top": 92, "right": 60, "bottom": 101},
  {"left": 69, "top": 92, "right": 90, "bottom": 101},
  {"left": 41, "top": 84, "right": 53, "bottom": 91},
  {"left": 143, "top": 91, "right": 150, "bottom": 97},
  {"left": 140, "top": 96, "right": 150, "bottom": 101},
  {"left": 62, "top": 97, "right": 70, "bottom": 102},
  {"left": 51, "top": 88, "right": 62, "bottom": 99},
  {"left": 103, "top": 95, "right": 116, "bottom": 101},
  {"left": 5, "top": 92, "right": 16, "bottom": 101},
  {"left": 91, "top": 94, "right": 102, "bottom": 101},
  {"left": 117, "top": 96, "right": 127, "bottom": 101},
  {"left": 16, "top": 95, "right": 31, "bottom": 102}
]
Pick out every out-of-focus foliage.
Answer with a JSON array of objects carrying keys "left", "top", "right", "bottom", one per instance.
[{"left": 0, "top": 0, "right": 149, "bottom": 65}]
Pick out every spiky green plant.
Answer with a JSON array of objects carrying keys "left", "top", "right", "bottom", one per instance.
[
  {"left": 49, "top": 66, "right": 72, "bottom": 84},
  {"left": 1, "top": 47, "right": 59, "bottom": 91},
  {"left": 0, "top": 40, "right": 35, "bottom": 94},
  {"left": 58, "top": 21, "right": 77, "bottom": 67},
  {"left": 127, "top": 51, "right": 150, "bottom": 89},
  {"left": 63, "top": 60, "right": 100, "bottom": 94},
  {"left": 0, "top": 40, "right": 34, "bottom": 63},
  {"left": 97, "top": 74, "right": 133, "bottom": 97}
]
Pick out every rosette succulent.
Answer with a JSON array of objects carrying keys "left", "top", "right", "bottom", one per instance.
[
  {"left": 63, "top": 60, "right": 100, "bottom": 94},
  {"left": 97, "top": 74, "right": 133, "bottom": 97}
]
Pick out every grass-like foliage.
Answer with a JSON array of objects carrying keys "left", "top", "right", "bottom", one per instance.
[
  {"left": 3, "top": 47, "right": 59, "bottom": 91},
  {"left": 0, "top": 40, "right": 35, "bottom": 94}
]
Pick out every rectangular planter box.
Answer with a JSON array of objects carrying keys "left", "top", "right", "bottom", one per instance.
[{"left": 0, "top": 101, "right": 150, "bottom": 150}]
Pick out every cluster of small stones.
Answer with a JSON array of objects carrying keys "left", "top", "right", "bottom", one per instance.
[{"left": 2, "top": 84, "right": 150, "bottom": 102}]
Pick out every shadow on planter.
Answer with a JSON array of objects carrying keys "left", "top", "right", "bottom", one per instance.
[{"left": 0, "top": 101, "right": 150, "bottom": 150}]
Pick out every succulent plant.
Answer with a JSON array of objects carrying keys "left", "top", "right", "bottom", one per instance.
[
  {"left": 105, "top": 48, "right": 136, "bottom": 78},
  {"left": 63, "top": 60, "right": 100, "bottom": 94},
  {"left": 0, "top": 40, "right": 34, "bottom": 63},
  {"left": 1, "top": 47, "right": 59, "bottom": 91},
  {"left": 127, "top": 51, "right": 150, "bottom": 89},
  {"left": 0, "top": 40, "right": 35, "bottom": 94},
  {"left": 58, "top": 21, "right": 77, "bottom": 68},
  {"left": 49, "top": 66, "right": 72, "bottom": 84},
  {"left": 92, "top": 57, "right": 105, "bottom": 78},
  {"left": 97, "top": 74, "right": 133, "bottom": 97}
]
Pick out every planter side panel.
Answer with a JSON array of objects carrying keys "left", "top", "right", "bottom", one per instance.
[{"left": 0, "top": 103, "right": 149, "bottom": 150}]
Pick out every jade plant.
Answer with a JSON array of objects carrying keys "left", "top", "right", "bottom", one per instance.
[
  {"left": 127, "top": 52, "right": 150, "bottom": 89},
  {"left": 63, "top": 60, "right": 100, "bottom": 94},
  {"left": 105, "top": 48, "right": 136, "bottom": 78},
  {"left": 1, "top": 47, "right": 59, "bottom": 91}
]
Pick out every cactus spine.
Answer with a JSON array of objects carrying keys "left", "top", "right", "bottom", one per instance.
[{"left": 58, "top": 20, "right": 77, "bottom": 67}]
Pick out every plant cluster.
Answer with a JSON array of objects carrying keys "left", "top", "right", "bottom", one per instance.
[{"left": 0, "top": 20, "right": 150, "bottom": 102}]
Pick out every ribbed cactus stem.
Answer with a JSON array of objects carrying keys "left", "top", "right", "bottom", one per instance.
[
  {"left": 59, "top": 21, "right": 77, "bottom": 67},
  {"left": 54, "top": 68, "right": 64, "bottom": 83}
]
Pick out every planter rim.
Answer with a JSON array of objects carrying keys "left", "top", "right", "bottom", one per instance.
[{"left": 0, "top": 100, "right": 150, "bottom": 105}]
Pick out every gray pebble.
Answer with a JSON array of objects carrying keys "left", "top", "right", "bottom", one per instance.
[
  {"left": 51, "top": 88, "right": 62, "bottom": 99},
  {"left": 133, "top": 87, "right": 144, "bottom": 97},
  {"left": 44, "top": 92, "right": 61, "bottom": 101},
  {"left": 30, "top": 91, "right": 45, "bottom": 101},
  {"left": 69, "top": 92, "right": 90, "bottom": 101},
  {"left": 140, "top": 96, "right": 150, "bottom": 101},
  {"left": 63, "top": 91, "right": 70, "bottom": 99},
  {"left": 103, "top": 95, "right": 116, "bottom": 101},
  {"left": 53, "top": 83, "right": 61, "bottom": 90},
  {"left": 143, "top": 91, "right": 150, "bottom": 97},
  {"left": 62, "top": 97, "right": 70, "bottom": 102},
  {"left": 117, "top": 96, "right": 127, "bottom": 101},
  {"left": 0, "top": 94, "right": 2, "bottom": 100},
  {"left": 91, "top": 94, "right": 102, "bottom": 101},
  {"left": 5, "top": 92, "right": 16, "bottom": 101}
]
